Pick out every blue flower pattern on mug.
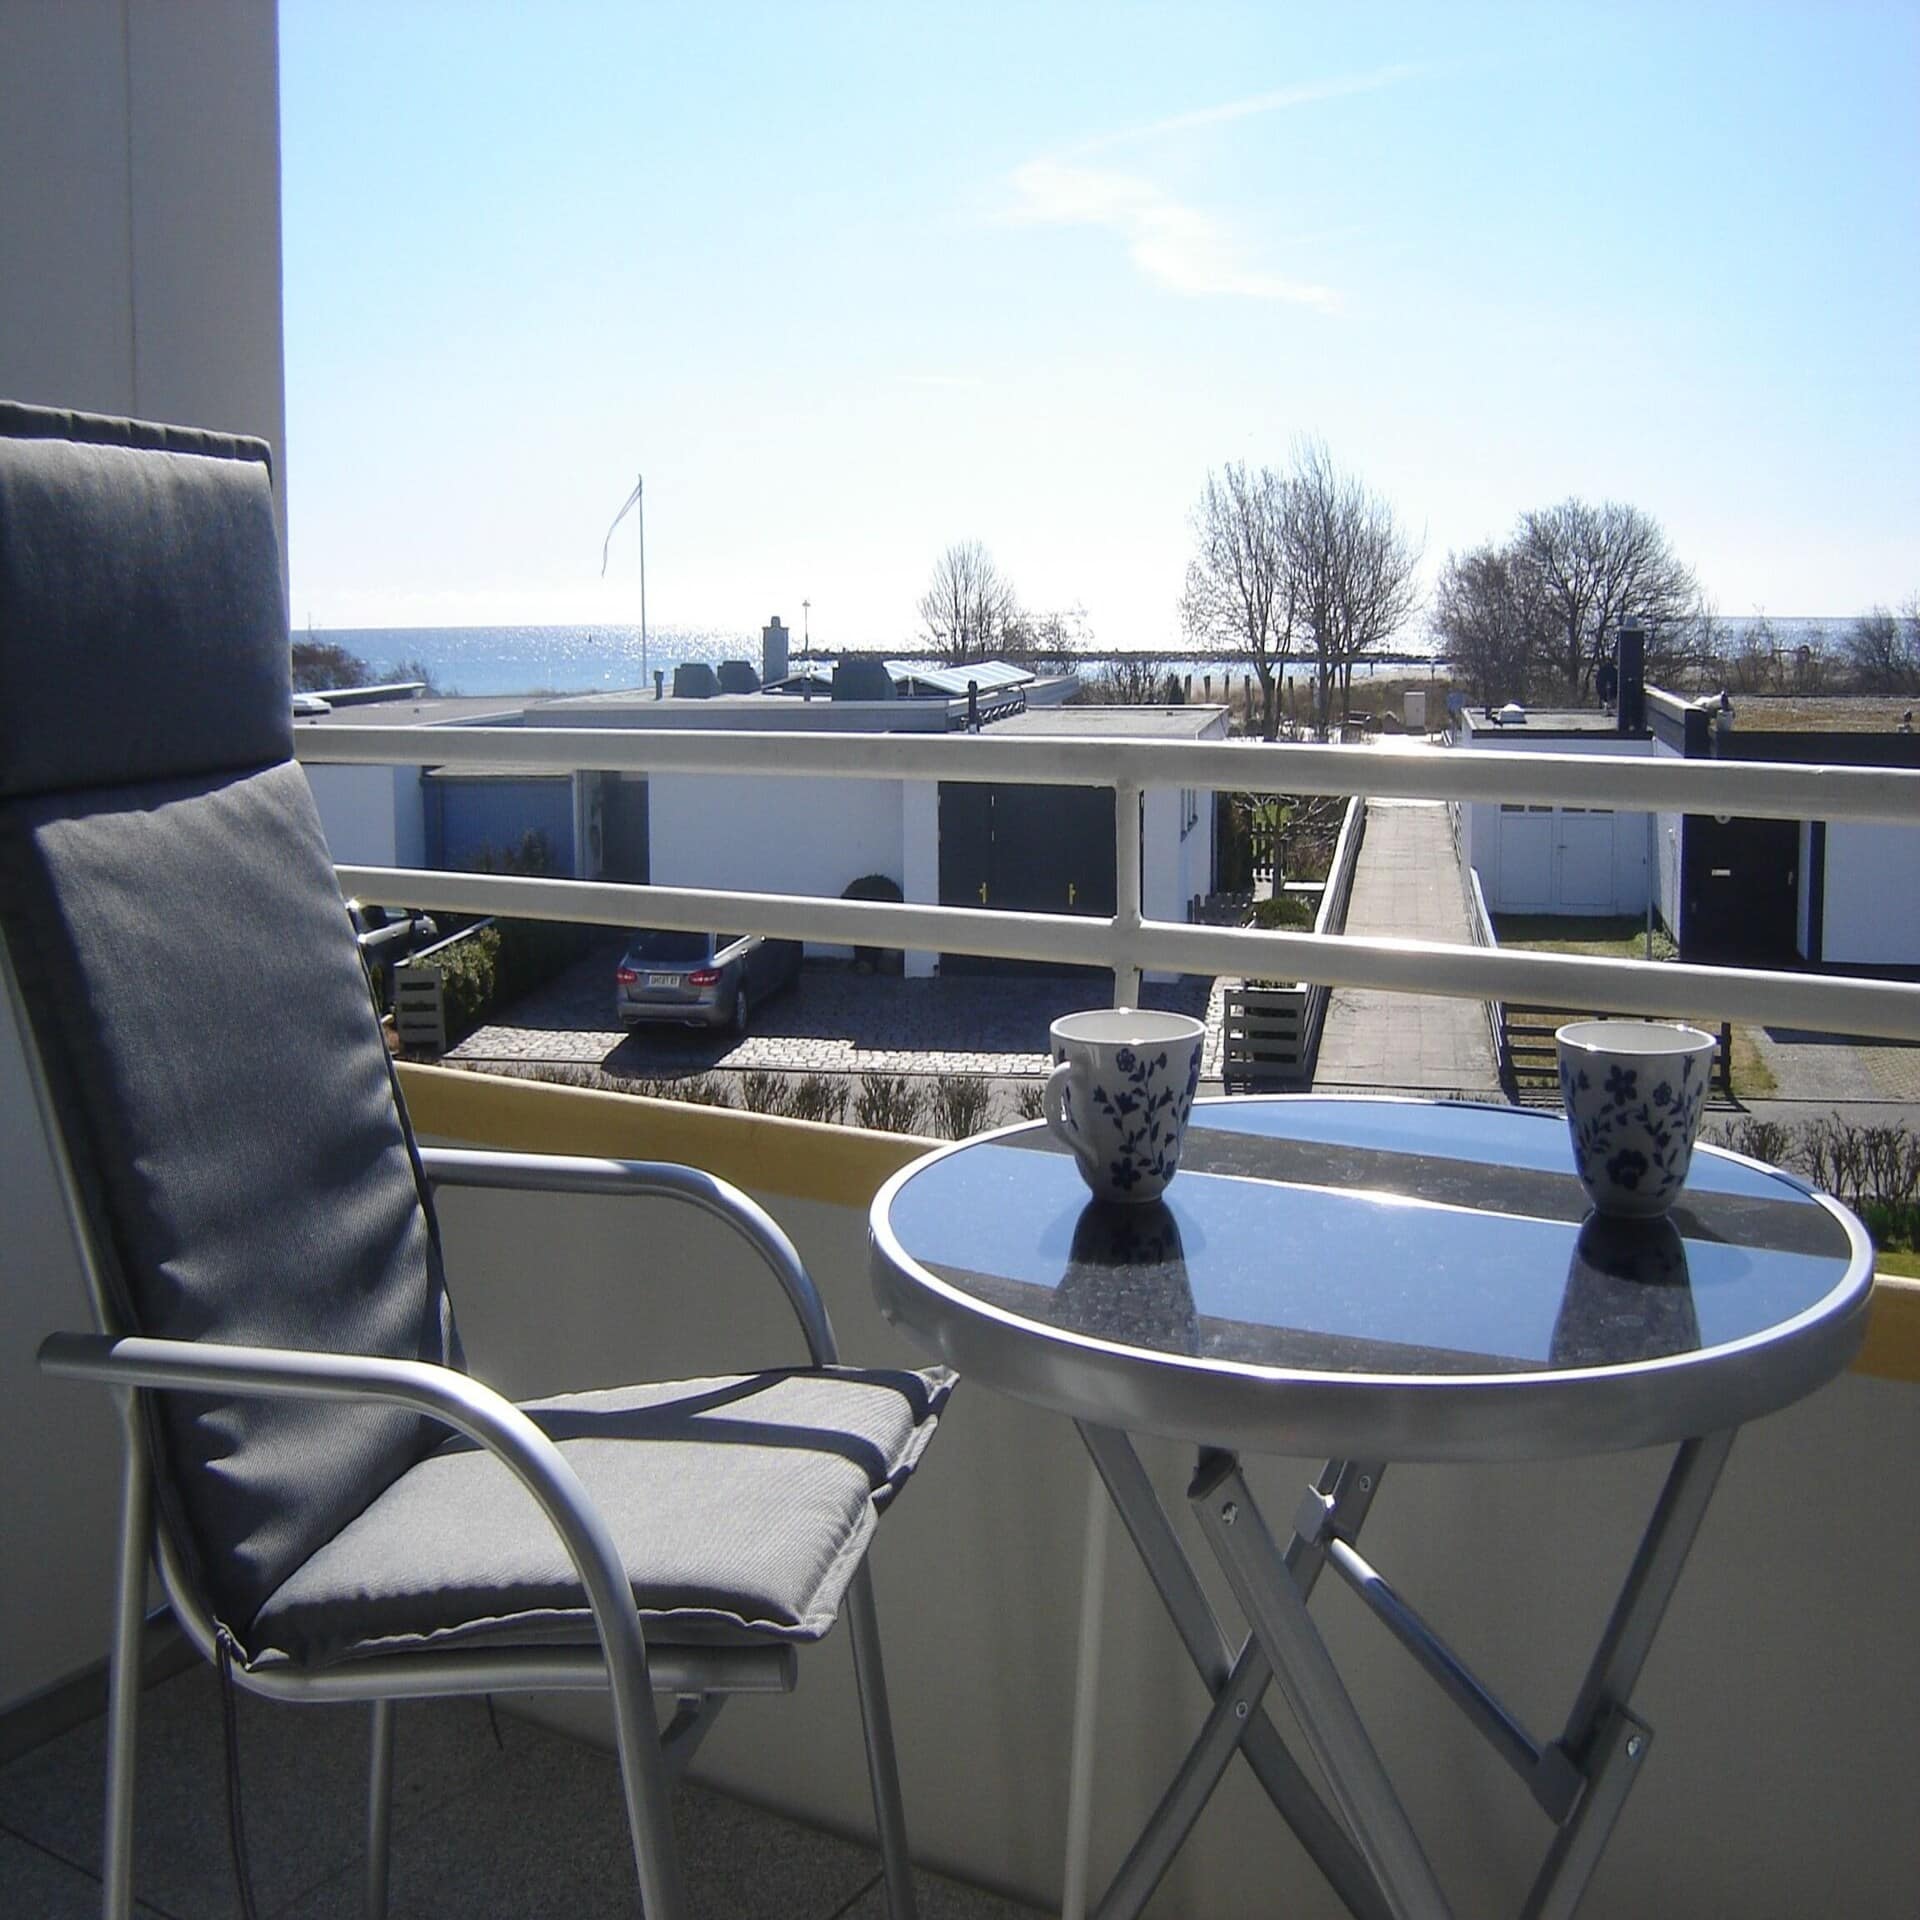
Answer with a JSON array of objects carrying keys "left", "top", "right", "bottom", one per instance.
[
  {"left": 1559, "top": 1046, "right": 1706, "bottom": 1214},
  {"left": 1083, "top": 1045, "right": 1196, "bottom": 1195}
]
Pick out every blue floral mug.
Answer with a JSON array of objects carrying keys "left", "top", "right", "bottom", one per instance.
[
  {"left": 1555, "top": 1020, "right": 1716, "bottom": 1219},
  {"left": 1043, "top": 1009, "right": 1205, "bottom": 1203}
]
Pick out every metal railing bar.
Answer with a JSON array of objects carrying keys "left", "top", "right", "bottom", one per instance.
[
  {"left": 335, "top": 866, "right": 1920, "bottom": 1043},
  {"left": 299, "top": 726, "right": 1920, "bottom": 828}
]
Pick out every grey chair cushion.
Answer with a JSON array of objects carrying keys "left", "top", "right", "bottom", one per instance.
[
  {"left": 247, "top": 1367, "right": 954, "bottom": 1667},
  {"left": 0, "top": 401, "right": 290, "bottom": 799},
  {"left": 0, "top": 761, "right": 458, "bottom": 1630}
]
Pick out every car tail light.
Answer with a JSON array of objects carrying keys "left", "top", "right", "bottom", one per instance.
[
  {"left": 615, "top": 966, "right": 638, "bottom": 984},
  {"left": 687, "top": 967, "right": 722, "bottom": 987}
]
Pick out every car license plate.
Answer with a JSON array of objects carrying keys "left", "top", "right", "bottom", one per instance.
[{"left": 647, "top": 973, "right": 679, "bottom": 988}]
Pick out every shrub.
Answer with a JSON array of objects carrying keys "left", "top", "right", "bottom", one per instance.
[
  {"left": 738, "top": 1070, "right": 796, "bottom": 1116},
  {"left": 855, "top": 1073, "right": 927, "bottom": 1134},
  {"left": 930, "top": 1076, "right": 994, "bottom": 1140},
  {"left": 1715, "top": 1116, "right": 1796, "bottom": 1170},
  {"left": 842, "top": 873, "right": 904, "bottom": 973},
  {"left": 789, "top": 1075, "right": 851, "bottom": 1125},
  {"left": 1015, "top": 1082, "right": 1047, "bottom": 1122},
  {"left": 1249, "top": 893, "right": 1317, "bottom": 932},
  {"left": 433, "top": 925, "right": 501, "bottom": 1046}
]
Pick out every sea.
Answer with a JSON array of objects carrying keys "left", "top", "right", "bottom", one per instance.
[
  {"left": 310, "top": 617, "right": 1851, "bottom": 701},
  {"left": 308, "top": 623, "right": 1444, "bottom": 699}
]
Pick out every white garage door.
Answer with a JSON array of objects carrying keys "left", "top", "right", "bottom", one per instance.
[
  {"left": 1495, "top": 805, "right": 1553, "bottom": 910},
  {"left": 1556, "top": 808, "right": 1617, "bottom": 910}
]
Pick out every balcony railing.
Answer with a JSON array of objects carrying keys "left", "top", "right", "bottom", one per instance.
[{"left": 297, "top": 724, "right": 1920, "bottom": 1042}]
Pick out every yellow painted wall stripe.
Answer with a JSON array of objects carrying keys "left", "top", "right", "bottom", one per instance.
[
  {"left": 396, "top": 1063, "right": 1919, "bottom": 1384},
  {"left": 398, "top": 1061, "right": 930, "bottom": 1209},
  {"left": 1853, "top": 1276, "right": 1920, "bottom": 1383}
]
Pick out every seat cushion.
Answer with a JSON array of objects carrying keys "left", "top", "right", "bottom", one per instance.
[{"left": 246, "top": 1366, "right": 953, "bottom": 1668}]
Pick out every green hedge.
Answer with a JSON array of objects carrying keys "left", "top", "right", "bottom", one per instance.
[{"left": 423, "top": 916, "right": 593, "bottom": 1049}]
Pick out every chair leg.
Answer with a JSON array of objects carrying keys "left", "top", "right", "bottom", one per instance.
[
  {"left": 365, "top": 1699, "right": 396, "bottom": 1920},
  {"left": 845, "top": 1562, "right": 918, "bottom": 1920},
  {"left": 102, "top": 1441, "right": 152, "bottom": 1920}
]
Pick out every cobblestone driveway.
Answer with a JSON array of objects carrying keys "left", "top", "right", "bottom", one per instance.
[{"left": 447, "top": 936, "right": 1224, "bottom": 1083}]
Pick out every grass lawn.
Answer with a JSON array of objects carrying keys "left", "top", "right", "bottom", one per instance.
[
  {"left": 1490, "top": 915, "right": 1778, "bottom": 1100},
  {"left": 1875, "top": 1247, "right": 1920, "bottom": 1280}
]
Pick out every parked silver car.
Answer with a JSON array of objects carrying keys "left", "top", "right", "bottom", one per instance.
[{"left": 614, "top": 928, "right": 802, "bottom": 1034}]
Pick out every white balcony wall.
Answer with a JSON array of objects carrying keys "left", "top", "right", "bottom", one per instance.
[
  {"left": 1821, "top": 822, "right": 1920, "bottom": 967},
  {"left": 646, "top": 772, "right": 907, "bottom": 959},
  {"left": 0, "top": 0, "right": 287, "bottom": 562},
  {"left": 423, "top": 1161, "right": 1920, "bottom": 1920},
  {"left": 304, "top": 763, "right": 426, "bottom": 870},
  {"left": 0, "top": 990, "right": 127, "bottom": 1712},
  {"left": 901, "top": 777, "right": 941, "bottom": 979}
]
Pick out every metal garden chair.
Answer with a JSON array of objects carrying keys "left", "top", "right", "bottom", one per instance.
[{"left": 0, "top": 399, "right": 948, "bottom": 1919}]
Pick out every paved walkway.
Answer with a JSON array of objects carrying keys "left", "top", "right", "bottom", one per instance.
[{"left": 1312, "top": 799, "right": 1503, "bottom": 1098}]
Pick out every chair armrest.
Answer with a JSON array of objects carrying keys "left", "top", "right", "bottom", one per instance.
[
  {"left": 36, "top": 1331, "right": 658, "bottom": 1699},
  {"left": 417, "top": 1147, "right": 839, "bottom": 1366}
]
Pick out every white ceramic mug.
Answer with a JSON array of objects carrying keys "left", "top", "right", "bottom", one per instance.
[
  {"left": 1555, "top": 1020, "right": 1717, "bottom": 1218},
  {"left": 1043, "top": 1008, "right": 1205, "bottom": 1203}
]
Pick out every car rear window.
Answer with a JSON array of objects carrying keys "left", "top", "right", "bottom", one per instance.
[{"left": 625, "top": 929, "right": 711, "bottom": 962}]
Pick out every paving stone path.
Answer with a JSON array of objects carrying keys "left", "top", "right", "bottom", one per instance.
[{"left": 1311, "top": 799, "right": 1503, "bottom": 1098}]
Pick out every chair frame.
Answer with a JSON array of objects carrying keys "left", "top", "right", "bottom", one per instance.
[{"left": 13, "top": 945, "right": 917, "bottom": 1920}]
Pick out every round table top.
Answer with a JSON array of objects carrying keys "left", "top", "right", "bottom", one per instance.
[{"left": 868, "top": 1096, "right": 1876, "bottom": 1462}]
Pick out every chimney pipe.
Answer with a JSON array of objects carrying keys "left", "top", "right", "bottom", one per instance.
[
  {"left": 1616, "top": 625, "right": 1646, "bottom": 733},
  {"left": 762, "top": 615, "right": 790, "bottom": 686}
]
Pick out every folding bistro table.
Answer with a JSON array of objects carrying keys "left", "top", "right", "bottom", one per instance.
[{"left": 869, "top": 1097, "right": 1874, "bottom": 1920}]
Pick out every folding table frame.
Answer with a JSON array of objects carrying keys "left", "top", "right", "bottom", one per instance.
[{"left": 1075, "top": 1423, "right": 1734, "bottom": 1920}]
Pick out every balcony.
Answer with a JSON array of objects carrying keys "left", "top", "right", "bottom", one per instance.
[{"left": 6, "top": 723, "right": 1918, "bottom": 1919}]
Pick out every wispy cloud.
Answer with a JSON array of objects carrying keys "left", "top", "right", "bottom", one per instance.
[
  {"left": 1071, "top": 65, "right": 1422, "bottom": 156},
  {"left": 1004, "top": 159, "right": 1337, "bottom": 308},
  {"left": 997, "top": 67, "right": 1419, "bottom": 306}
]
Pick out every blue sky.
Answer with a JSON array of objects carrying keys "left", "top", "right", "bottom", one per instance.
[{"left": 279, "top": 2, "right": 1920, "bottom": 648}]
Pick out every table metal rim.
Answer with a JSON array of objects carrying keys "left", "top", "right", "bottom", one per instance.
[{"left": 868, "top": 1096, "right": 1876, "bottom": 1463}]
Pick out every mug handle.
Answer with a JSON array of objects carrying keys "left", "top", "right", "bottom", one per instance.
[{"left": 1043, "top": 1059, "right": 1101, "bottom": 1181}]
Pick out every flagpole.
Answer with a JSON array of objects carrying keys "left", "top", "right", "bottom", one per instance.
[{"left": 600, "top": 476, "right": 648, "bottom": 692}]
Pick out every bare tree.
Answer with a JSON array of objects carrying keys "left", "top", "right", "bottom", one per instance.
[
  {"left": 1285, "top": 439, "right": 1422, "bottom": 732},
  {"left": 1181, "top": 463, "right": 1296, "bottom": 739},
  {"left": 919, "top": 540, "right": 1018, "bottom": 664},
  {"left": 1072, "top": 653, "right": 1167, "bottom": 704},
  {"left": 1513, "top": 499, "right": 1701, "bottom": 700},
  {"left": 1431, "top": 544, "right": 1539, "bottom": 704},
  {"left": 1842, "top": 601, "right": 1920, "bottom": 694}
]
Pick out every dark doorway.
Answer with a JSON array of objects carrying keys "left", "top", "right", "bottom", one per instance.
[
  {"left": 600, "top": 775, "right": 650, "bottom": 884},
  {"left": 938, "top": 783, "right": 1117, "bottom": 976},
  {"left": 1681, "top": 815, "right": 1798, "bottom": 966}
]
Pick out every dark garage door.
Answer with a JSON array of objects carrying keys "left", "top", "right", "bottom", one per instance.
[{"left": 938, "top": 783, "right": 1116, "bottom": 977}]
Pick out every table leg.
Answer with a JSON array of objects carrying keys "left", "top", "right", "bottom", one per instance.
[
  {"left": 1194, "top": 1452, "right": 1453, "bottom": 1920},
  {"left": 1076, "top": 1426, "right": 1391, "bottom": 1920},
  {"left": 1520, "top": 1430, "right": 1736, "bottom": 1919},
  {"left": 1060, "top": 1468, "right": 1110, "bottom": 1920}
]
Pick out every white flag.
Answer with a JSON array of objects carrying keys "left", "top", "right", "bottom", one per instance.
[{"left": 600, "top": 478, "right": 642, "bottom": 576}]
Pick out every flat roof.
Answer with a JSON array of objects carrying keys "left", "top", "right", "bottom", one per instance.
[
  {"left": 295, "top": 693, "right": 531, "bottom": 728},
  {"left": 1458, "top": 708, "right": 1643, "bottom": 738},
  {"left": 990, "top": 705, "right": 1229, "bottom": 739}
]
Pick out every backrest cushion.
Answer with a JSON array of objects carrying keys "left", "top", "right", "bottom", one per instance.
[
  {"left": 0, "top": 405, "right": 458, "bottom": 1638},
  {"left": 0, "top": 400, "right": 291, "bottom": 797}
]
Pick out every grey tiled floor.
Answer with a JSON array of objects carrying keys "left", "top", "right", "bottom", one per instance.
[{"left": 0, "top": 1667, "right": 1042, "bottom": 1920}]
